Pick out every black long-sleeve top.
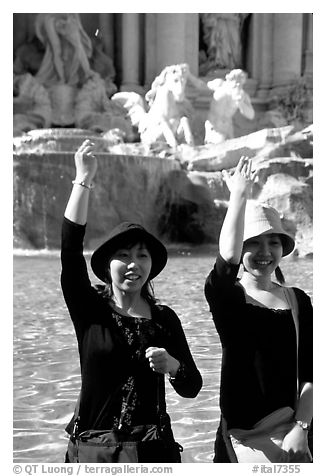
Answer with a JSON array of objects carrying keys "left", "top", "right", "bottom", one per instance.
[
  {"left": 204, "top": 252, "right": 313, "bottom": 430},
  {"left": 61, "top": 217, "right": 202, "bottom": 433}
]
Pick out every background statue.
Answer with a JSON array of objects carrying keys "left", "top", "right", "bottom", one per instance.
[
  {"left": 90, "top": 31, "right": 115, "bottom": 85},
  {"left": 13, "top": 37, "right": 44, "bottom": 76},
  {"left": 89, "top": 30, "right": 117, "bottom": 100},
  {"left": 35, "top": 13, "right": 93, "bottom": 86},
  {"left": 74, "top": 72, "right": 133, "bottom": 135},
  {"left": 13, "top": 72, "right": 51, "bottom": 135},
  {"left": 205, "top": 69, "right": 255, "bottom": 144},
  {"left": 112, "top": 64, "right": 205, "bottom": 148},
  {"left": 201, "top": 13, "right": 249, "bottom": 71}
]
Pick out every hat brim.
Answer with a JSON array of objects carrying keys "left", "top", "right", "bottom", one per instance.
[
  {"left": 244, "top": 230, "right": 295, "bottom": 257},
  {"left": 91, "top": 228, "right": 168, "bottom": 283},
  {"left": 243, "top": 201, "right": 296, "bottom": 257}
]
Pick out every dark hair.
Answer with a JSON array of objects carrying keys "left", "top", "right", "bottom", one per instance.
[
  {"left": 102, "top": 238, "right": 158, "bottom": 305},
  {"left": 102, "top": 280, "right": 157, "bottom": 305},
  {"left": 241, "top": 259, "right": 286, "bottom": 285},
  {"left": 275, "top": 266, "right": 285, "bottom": 284}
]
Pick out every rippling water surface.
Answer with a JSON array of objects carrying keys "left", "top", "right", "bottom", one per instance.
[{"left": 13, "top": 250, "right": 312, "bottom": 463}]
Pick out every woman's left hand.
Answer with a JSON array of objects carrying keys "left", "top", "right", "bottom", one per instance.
[
  {"left": 222, "top": 156, "right": 257, "bottom": 200},
  {"left": 145, "top": 347, "right": 180, "bottom": 375},
  {"left": 281, "top": 425, "right": 310, "bottom": 461}
]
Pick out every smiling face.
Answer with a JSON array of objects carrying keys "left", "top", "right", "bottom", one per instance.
[
  {"left": 108, "top": 241, "right": 152, "bottom": 295},
  {"left": 242, "top": 233, "right": 283, "bottom": 278}
]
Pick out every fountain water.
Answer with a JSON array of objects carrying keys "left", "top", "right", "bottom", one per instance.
[{"left": 13, "top": 128, "right": 195, "bottom": 250}]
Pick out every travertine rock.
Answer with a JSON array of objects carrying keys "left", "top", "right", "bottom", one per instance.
[
  {"left": 183, "top": 125, "right": 312, "bottom": 172},
  {"left": 13, "top": 127, "right": 313, "bottom": 256}
]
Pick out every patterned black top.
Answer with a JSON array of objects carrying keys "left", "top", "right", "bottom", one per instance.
[
  {"left": 61, "top": 217, "right": 202, "bottom": 433},
  {"left": 109, "top": 310, "right": 168, "bottom": 429}
]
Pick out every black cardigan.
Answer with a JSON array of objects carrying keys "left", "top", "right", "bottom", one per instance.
[
  {"left": 61, "top": 217, "right": 202, "bottom": 432},
  {"left": 204, "top": 252, "right": 313, "bottom": 430}
]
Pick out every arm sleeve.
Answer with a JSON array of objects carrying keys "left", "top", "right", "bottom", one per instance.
[
  {"left": 204, "top": 251, "right": 244, "bottom": 338},
  {"left": 295, "top": 288, "right": 313, "bottom": 385},
  {"left": 60, "top": 216, "right": 97, "bottom": 328},
  {"left": 204, "top": 251, "right": 240, "bottom": 309},
  {"left": 163, "top": 307, "right": 202, "bottom": 398}
]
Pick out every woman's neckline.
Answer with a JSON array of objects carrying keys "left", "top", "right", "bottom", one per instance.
[
  {"left": 238, "top": 281, "right": 291, "bottom": 311},
  {"left": 109, "top": 302, "right": 152, "bottom": 320}
]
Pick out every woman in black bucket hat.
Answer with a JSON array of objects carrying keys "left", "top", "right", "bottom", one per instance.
[
  {"left": 90, "top": 221, "right": 168, "bottom": 284},
  {"left": 61, "top": 140, "right": 202, "bottom": 463},
  {"left": 205, "top": 156, "right": 312, "bottom": 463}
]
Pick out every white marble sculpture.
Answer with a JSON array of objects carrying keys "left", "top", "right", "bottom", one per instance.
[
  {"left": 75, "top": 72, "right": 133, "bottom": 135},
  {"left": 205, "top": 69, "right": 255, "bottom": 144},
  {"left": 112, "top": 63, "right": 205, "bottom": 148}
]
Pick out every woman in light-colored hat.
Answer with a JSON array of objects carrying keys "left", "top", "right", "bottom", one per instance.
[
  {"left": 61, "top": 140, "right": 202, "bottom": 463},
  {"left": 205, "top": 156, "right": 312, "bottom": 463}
]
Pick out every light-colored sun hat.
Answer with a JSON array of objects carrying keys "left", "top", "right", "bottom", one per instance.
[{"left": 243, "top": 200, "right": 295, "bottom": 257}]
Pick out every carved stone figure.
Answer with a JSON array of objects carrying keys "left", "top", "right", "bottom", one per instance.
[
  {"left": 13, "top": 72, "right": 51, "bottom": 135},
  {"left": 87, "top": 30, "right": 117, "bottom": 101},
  {"left": 112, "top": 64, "right": 205, "bottom": 148},
  {"left": 13, "top": 13, "right": 122, "bottom": 131},
  {"left": 201, "top": 13, "right": 249, "bottom": 71},
  {"left": 90, "top": 33, "right": 115, "bottom": 84},
  {"left": 205, "top": 69, "right": 255, "bottom": 144},
  {"left": 49, "top": 84, "right": 77, "bottom": 126},
  {"left": 75, "top": 72, "right": 132, "bottom": 134},
  {"left": 35, "top": 13, "right": 93, "bottom": 86},
  {"left": 13, "top": 38, "right": 44, "bottom": 76}
]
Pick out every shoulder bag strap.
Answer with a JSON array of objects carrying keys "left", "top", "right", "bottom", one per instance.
[{"left": 284, "top": 287, "right": 299, "bottom": 397}]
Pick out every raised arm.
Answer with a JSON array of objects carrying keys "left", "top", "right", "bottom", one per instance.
[
  {"left": 219, "top": 157, "right": 255, "bottom": 264},
  {"left": 61, "top": 140, "right": 99, "bottom": 326},
  {"left": 64, "top": 139, "right": 98, "bottom": 225}
]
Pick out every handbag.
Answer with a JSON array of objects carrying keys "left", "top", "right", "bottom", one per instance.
[
  {"left": 66, "top": 420, "right": 182, "bottom": 463},
  {"left": 65, "top": 375, "right": 183, "bottom": 463},
  {"left": 222, "top": 288, "right": 312, "bottom": 463},
  {"left": 222, "top": 406, "right": 311, "bottom": 462}
]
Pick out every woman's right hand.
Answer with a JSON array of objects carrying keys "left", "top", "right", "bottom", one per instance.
[
  {"left": 74, "top": 139, "right": 98, "bottom": 185},
  {"left": 222, "top": 156, "right": 256, "bottom": 198},
  {"left": 218, "top": 156, "right": 257, "bottom": 263}
]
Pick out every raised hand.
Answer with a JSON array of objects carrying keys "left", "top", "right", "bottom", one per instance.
[
  {"left": 219, "top": 156, "right": 257, "bottom": 264},
  {"left": 64, "top": 140, "right": 98, "bottom": 224},
  {"left": 74, "top": 139, "right": 98, "bottom": 185},
  {"left": 222, "top": 156, "right": 256, "bottom": 198}
]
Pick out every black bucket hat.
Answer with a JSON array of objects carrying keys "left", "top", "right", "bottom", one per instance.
[{"left": 90, "top": 222, "right": 168, "bottom": 283}]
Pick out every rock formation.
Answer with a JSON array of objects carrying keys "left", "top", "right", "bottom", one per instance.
[
  {"left": 159, "top": 125, "right": 313, "bottom": 256},
  {"left": 13, "top": 125, "right": 313, "bottom": 257}
]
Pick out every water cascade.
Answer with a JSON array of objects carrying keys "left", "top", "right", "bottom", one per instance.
[{"left": 14, "top": 128, "right": 216, "bottom": 249}]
